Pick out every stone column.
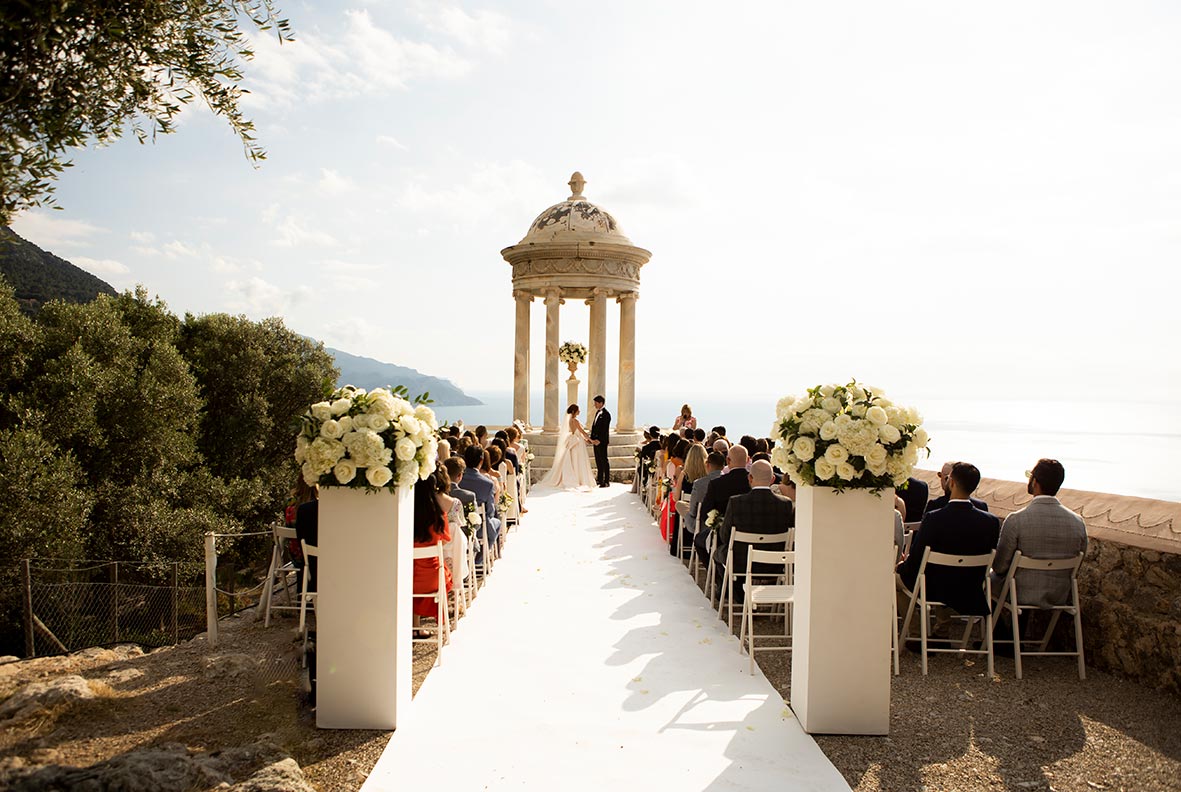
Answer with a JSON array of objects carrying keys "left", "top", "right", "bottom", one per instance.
[
  {"left": 617, "top": 291, "right": 638, "bottom": 432},
  {"left": 512, "top": 290, "right": 532, "bottom": 427},
  {"left": 543, "top": 289, "right": 563, "bottom": 433},
  {"left": 586, "top": 287, "right": 609, "bottom": 405}
]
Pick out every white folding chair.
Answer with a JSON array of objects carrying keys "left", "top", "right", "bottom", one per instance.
[
  {"left": 992, "top": 551, "right": 1086, "bottom": 680},
  {"left": 674, "top": 501, "right": 692, "bottom": 560},
  {"left": 704, "top": 532, "right": 719, "bottom": 605},
  {"left": 739, "top": 548, "right": 796, "bottom": 674},
  {"left": 892, "top": 543, "right": 901, "bottom": 676},
  {"left": 474, "top": 503, "right": 495, "bottom": 577},
  {"left": 719, "top": 528, "right": 794, "bottom": 630},
  {"left": 298, "top": 540, "right": 318, "bottom": 666},
  {"left": 411, "top": 540, "right": 451, "bottom": 663},
  {"left": 505, "top": 468, "right": 521, "bottom": 529},
  {"left": 262, "top": 523, "right": 301, "bottom": 627},
  {"left": 899, "top": 547, "right": 996, "bottom": 676},
  {"left": 902, "top": 529, "right": 916, "bottom": 561},
  {"left": 444, "top": 526, "right": 468, "bottom": 620}
]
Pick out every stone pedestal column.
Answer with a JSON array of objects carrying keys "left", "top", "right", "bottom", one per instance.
[
  {"left": 567, "top": 371, "right": 580, "bottom": 411},
  {"left": 617, "top": 291, "right": 638, "bottom": 432},
  {"left": 513, "top": 290, "right": 532, "bottom": 427},
  {"left": 543, "top": 290, "right": 562, "bottom": 434},
  {"left": 587, "top": 288, "right": 609, "bottom": 405}
]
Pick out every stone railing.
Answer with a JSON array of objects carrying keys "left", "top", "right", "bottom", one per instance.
[{"left": 912, "top": 469, "right": 1181, "bottom": 693}]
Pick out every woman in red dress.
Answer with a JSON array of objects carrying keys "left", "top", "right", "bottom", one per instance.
[{"left": 413, "top": 471, "right": 454, "bottom": 630}]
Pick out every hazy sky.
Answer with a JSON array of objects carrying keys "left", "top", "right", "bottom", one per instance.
[{"left": 12, "top": 1, "right": 1181, "bottom": 408}]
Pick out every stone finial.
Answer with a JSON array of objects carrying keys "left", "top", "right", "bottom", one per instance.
[{"left": 568, "top": 171, "right": 586, "bottom": 200}]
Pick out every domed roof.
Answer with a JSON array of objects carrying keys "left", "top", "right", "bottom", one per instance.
[{"left": 517, "top": 172, "right": 633, "bottom": 246}]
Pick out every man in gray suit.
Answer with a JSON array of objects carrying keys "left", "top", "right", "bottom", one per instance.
[
  {"left": 443, "top": 457, "right": 476, "bottom": 510},
  {"left": 460, "top": 446, "right": 501, "bottom": 553},
  {"left": 687, "top": 451, "right": 725, "bottom": 550},
  {"left": 992, "top": 458, "right": 1088, "bottom": 608},
  {"left": 714, "top": 460, "right": 794, "bottom": 599}
]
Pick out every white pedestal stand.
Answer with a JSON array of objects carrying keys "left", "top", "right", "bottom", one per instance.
[
  {"left": 790, "top": 486, "right": 895, "bottom": 735},
  {"left": 316, "top": 486, "right": 413, "bottom": 729}
]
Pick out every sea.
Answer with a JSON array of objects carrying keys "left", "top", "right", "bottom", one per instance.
[{"left": 435, "top": 392, "right": 1181, "bottom": 504}]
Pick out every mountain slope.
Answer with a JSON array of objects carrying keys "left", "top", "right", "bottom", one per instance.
[
  {"left": 326, "top": 345, "right": 482, "bottom": 406},
  {"left": 0, "top": 226, "right": 117, "bottom": 314}
]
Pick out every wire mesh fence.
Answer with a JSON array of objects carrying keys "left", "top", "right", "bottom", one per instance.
[{"left": 3, "top": 550, "right": 272, "bottom": 659}]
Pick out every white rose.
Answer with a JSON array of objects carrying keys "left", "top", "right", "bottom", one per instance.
[
  {"left": 294, "top": 436, "right": 309, "bottom": 463},
  {"left": 851, "top": 403, "right": 867, "bottom": 418},
  {"left": 310, "top": 402, "right": 332, "bottom": 422},
  {"left": 849, "top": 385, "right": 866, "bottom": 401},
  {"left": 395, "top": 436, "right": 417, "bottom": 461},
  {"left": 913, "top": 427, "right": 930, "bottom": 447},
  {"left": 819, "top": 384, "right": 836, "bottom": 397},
  {"left": 876, "top": 397, "right": 894, "bottom": 408},
  {"left": 821, "top": 396, "right": 842, "bottom": 414},
  {"left": 398, "top": 415, "right": 422, "bottom": 436},
  {"left": 792, "top": 436, "right": 816, "bottom": 461},
  {"left": 834, "top": 413, "right": 853, "bottom": 428},
  {"left": 320, "top": 419, "right": 343, "bottom": 440},
  {"left": 414, "top": 405, "right": 438, "bottom": 431},
  {"left": 865, "top": 444, "right": 888, "bottom": 467},
  {"left": 878, "top": 424, "right": 902, "bottom": 444},
  {"left": 333, "top": 459, "right": 357, "bottom": 484},
  {"left": 866, "top": 406, "right": 888, "bottom": 425},
  {"left": 814, "top": 458, "right": 837, "bottom": 481},
  {"left": 819, "top": 421, "right": 838, "bottom": 441},
  {"left": 905, "top": 406, "right": 923, "bottom": 425},
  {"left": 418, "top": 458, "right": 436, "bottom": 479},
  {"left": 836, "top": 461, "right": 858, "bottom": 481},
  {"left": 397, "top": 465, "right": 418, "bottom": 488},
  {"left": 885, "top": 406, "right": 904, "bottom": 428},
  {"left": 366, "top": 465, "right": 393, "bottom": 488},
  {"left": 301, "top": 462, "right": 319, "bottom": 486},
  {"left": 824, "top": 443, "right": 849, "bottom": 465},
  {"left": 775, "top": 396, "right": 795, "bottom": 420},
  {"left": 468, "top": 511, "right": 481, "bottom": 526},
  {"left": 770, "top": 446, "right": 792, "bottom": 470},
  {"left": 391, "top": 398, "right": 414, "bottom": 418},
  {"left": 331, "top": 398, "right": 352, "bottom": 416},
  {"left": 903, "top": 443, "right": 919, "bottom": 466},
  {"left": 866, "top": 460, "right": 888, "bottom": 477},
  {"left": 791, "top": 397, "right": 812, "bottom": 415},
  {"left": 368, "top": 414, "right": 390, "bottom": 432}
]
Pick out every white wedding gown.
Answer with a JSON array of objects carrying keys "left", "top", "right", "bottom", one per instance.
[{"left": 539, "top": 416, "right": 597, "bottom": 491}]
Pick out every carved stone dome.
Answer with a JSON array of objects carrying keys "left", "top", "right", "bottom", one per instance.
[
  {"left": 502, "top": 171, "right": 651, "bottom": 299},
  {"left": 516, "top": 172, "right": 633, "bottom": 246}
]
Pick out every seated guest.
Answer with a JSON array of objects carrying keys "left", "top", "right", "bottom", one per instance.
[
  {"left": 434, "top": 467, "right": 469, "bottom": 588},
  {"left": 443, "top": 457, "right": 476, "bottom": 513},
  {"left": 753, "top": 438, "right": 769, "bottom": 456},
  {"left": 899, "top": 475, "right": 929, "bottom": 522},
  {"left": 898, "top": 462, "right": 1001, "bottom": 616},
  {"left": 712, "top": 438, "right": 730, "bottom": 457},
  {"left": 714, "top": 460, "right": 793, "bottom": 599},
  {"left": 694, "top": 445, "right": 752, "bottom": 565},
  {"left": 711, "top": 426, "right": 728, "bottom": 441},
  {"left": 774, "top": 475, "right": 795, "bottom": 501},
  {"left": 491, "top": 435, "right": 519, "bottom": 473},
  {"left": 739, "top": 435, "right": 758, "bottom": 457},
  {"left": 688, "top": 451, "right": 726, "bottom": 547},
  {"left": 694, "top": 427, "right": 706, "bottom": 443},
  {"left": 668, "top": 443, "right": 707, "bottom": 555},
  {"left": 474, "top": 425, "right": 489, "bottom": 448},
  {"left": 704, "top": 431, "right": 719, "bottom": 448},
  {"left": 483, "top": 447, "right": 505, "bottom": 496},
  {"left": 447, "top": 425, "right": 461, "bottom": 439},
  {"left": 673, "top": 404, "right": 697, "bottom": 431},
  {"left": 460, "top": 446, "right": 501, "bottom": 551},
  {"left": 992, "top": 459, "right": 1087, "bottom": 608},
  {"left": 926, "top": 461, "right": 989, "bottom": 513},
  {"left": 412, "top": 472, "right": 454, "bottom": 635},
  {"left": 436, "top": 439, "right": 451, "bottom": 461}
]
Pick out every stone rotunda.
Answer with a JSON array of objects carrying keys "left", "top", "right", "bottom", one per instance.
[{"left": 502, "top": 172, "right": 650, "bottom": 478}]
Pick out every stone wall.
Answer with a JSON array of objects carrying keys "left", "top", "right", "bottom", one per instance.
[{"left": 913, "top": 470, "right": 1181, "bottom": 693}]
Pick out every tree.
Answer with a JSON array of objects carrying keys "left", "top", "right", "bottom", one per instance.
[{"left": 0, "top": 0, "right": 292, "bottom": 223}]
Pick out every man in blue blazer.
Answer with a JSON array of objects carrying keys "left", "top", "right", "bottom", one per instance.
[
  {"left": 461, "top": 446, "right": 500, "bottom": 554},
  {"left": 898, "top": 462, "right": 1001, "bottom": 616}
]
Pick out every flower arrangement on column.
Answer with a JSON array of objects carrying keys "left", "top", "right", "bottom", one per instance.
[
  {"left": 771, "top": 381, "right": 930, "bottom": 491},
  {"left": 295, "top": 384, "right": 440, "bottom": 490},
  {"left": 558, "top": 341, "right": 587, "bottom": 375}
]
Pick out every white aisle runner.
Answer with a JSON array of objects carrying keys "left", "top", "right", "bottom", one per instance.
[{"left": 362, "top": 485, "right": 850, "bottom": 792}]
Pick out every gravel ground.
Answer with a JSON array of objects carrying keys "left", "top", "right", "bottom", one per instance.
[{"left": 2, "top": 565, "right": 1179, "bottom": 792}]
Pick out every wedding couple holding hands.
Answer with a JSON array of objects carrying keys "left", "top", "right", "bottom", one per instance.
[{"left": 539, "top": 395, "right": 611, "bottom": 491}]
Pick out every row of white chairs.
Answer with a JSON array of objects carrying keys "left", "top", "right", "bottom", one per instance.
[{"left": 653, "top": 489, "right": 1085, "bottom": 681}]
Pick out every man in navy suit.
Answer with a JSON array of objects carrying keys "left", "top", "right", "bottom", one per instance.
[
  {"left": 589, "top": 395, "right": 612, "bottom": 487},
  {"left": 926, "top": 460, "right": 989, "bottom": 513},
  {"left": 461, "top": 446, "right": 500, "bottom": 555},
  {"left": 898, "top": 462, "right": 1001, "bottom": 616}
]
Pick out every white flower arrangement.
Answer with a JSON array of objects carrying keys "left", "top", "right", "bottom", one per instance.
[
  {"left": 295, "top": 385, "right": 439, "bottom": 491},
  {"left": 498, "top": 491, "right": 515, "bottom": 511},
  {"left": 772, "top": 380, "right": 929, "bottom": 492},
  {"left": 558, "top": 341, "right": 587, "bottom": 365},
  {"left": 705, "top": 509, "right": 721, "bottom": 528}
]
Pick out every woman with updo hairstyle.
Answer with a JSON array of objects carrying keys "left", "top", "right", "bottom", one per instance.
[{"left": 412, "top": 471, "right": 453, "bottom": 636}]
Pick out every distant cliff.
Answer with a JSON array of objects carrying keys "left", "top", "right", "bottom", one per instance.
[
  {"left": 0, "top": 226, "right": 116, "bottom": 314},
  {"left": 326, "top": 345, "right": 482, "bottom": 406}
]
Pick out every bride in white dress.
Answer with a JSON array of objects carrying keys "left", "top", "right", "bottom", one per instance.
[{"left": 539, "top": 404, "right": 598, "bottom": 491}]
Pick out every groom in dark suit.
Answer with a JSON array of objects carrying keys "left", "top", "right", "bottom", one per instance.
[{"left": 589, "top": 395, "right": 611, "bottom": 487}]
